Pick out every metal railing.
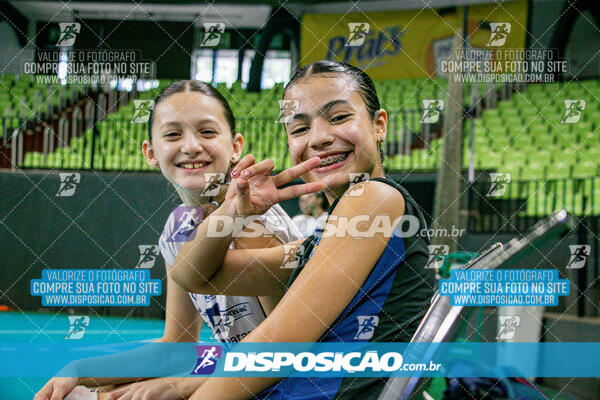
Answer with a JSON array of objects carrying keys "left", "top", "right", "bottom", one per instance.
[
  {"left": 1, "top": 109, "right": 435, "bottom": 171},
  {"left": 467, "top": 177, "right": 600, "bottom": 233}
]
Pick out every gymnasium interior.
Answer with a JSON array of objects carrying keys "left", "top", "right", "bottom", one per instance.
[{"left": 1, "top": 0, "right": 599, "bottom": 398}]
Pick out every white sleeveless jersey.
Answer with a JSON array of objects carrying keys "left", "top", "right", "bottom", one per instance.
[{"left": 159, "top": 204, "right": 301, "bottom": 343}]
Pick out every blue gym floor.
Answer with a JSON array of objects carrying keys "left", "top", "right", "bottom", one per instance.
[{"left": 0, "top": 311, "right": 213, "bottom": 399}]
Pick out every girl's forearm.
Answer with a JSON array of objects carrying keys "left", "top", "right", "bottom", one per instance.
[
  {"left": 170, "top": 203, "right": 237, "bottom": 292},
  {"left": 56, "top": 341, "right": 191, "bottom": 386},
  {"left": 78, "top": 376, "right": 141, "bottom": 387}
]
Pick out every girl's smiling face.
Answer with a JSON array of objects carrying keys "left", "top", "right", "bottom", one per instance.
[
  {"left": 284, "top": 75, "right": 387, "bottom": 198},
  {"left": 142, "top": 91, "right": 243, "bottom": 195}
]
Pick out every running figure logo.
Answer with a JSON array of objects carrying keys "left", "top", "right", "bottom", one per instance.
[
  {"left": 131, "top": 100, "right": 154, "bottom": 123},
  {"left": 65, "top": 316, "right": 89, "bottom": 340},
  {"left": 420, "top": 100, "right": 444, "bottom": 123},
  {"left": 566, "top": 244, "right": 590, "bottom": 269},
  {"left": 192, "top": 345, "right": 223, "bottom": 375},
  {"left": 281, "top": 243, "right": 304, "bottom": 269},
  {"left": 561, "top": 100, "right": 586, "bottom": 124},
  {"left": 487, "top": 172, "right": 511, "bottom": 197},
  {"left": 496, "top": 315, "right": 520, "bottom": 340},
  {"left": 202, "top": 173, "right": 226, "bottom": 197},
  {"left": 57, "top": 23, "right": 81, "bottom": 47},
  {"left": 208, "top": 315, "right": 235, "bottom": 340},
  {"left": 204, "top": 301, "right": 235, "bottom": 340},
  {"left": 486, "top": 23, "right": 511, "bottom": 47},
  {"left": 169, "top": 206, "right": 205, "bottom": 242},
  {"left": 354, "top": 315, "right": 379, "bottom": 340},
  {"left": 200, "top": 23, "right": 225, "bottom": 47},
  {"left": 346, "top": 173, "right": 370, "bottom": 197},
  {"left": 346, "top": 23, "right": 370, "bottom": 46},
  {"left": 136, "top": 245, "right": 159, "bottom": 268},
  {"left": 56, "top": 173, "right": 81, "bottom": 197},
  {"left": 277, "top": 100, "right": 299, "bottom": 123},
  {"left": 425, "top": 245, "right": 449, "bottom": 269}
]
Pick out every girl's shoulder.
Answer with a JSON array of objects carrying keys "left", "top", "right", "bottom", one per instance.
[{"left": 332, "top": 179, "right": 406, "bottom": 217}]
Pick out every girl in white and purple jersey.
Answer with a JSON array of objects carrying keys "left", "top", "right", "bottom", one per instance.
[{"left": 36, "top": 80, "right": 320, "bottom": 400}]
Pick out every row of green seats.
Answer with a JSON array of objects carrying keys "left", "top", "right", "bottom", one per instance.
[
  {"left": 472, "top": 134, "right": 600, "bottom": 152},
  {"left": 21, "top": 149, "right": 155, "bottom": 171},
  {"left": 492, "top": 178, "right": 600, "bottom": 217}
]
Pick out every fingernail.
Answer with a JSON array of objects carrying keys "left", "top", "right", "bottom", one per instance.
[
  {"left": 231, "top": 170, "right": 238, "bottom": 177},
  {"left": 242, "top": 170, "right": 250, "bottom": 177}
]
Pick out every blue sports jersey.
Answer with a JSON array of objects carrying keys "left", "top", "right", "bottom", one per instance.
[{"left": 257, "top": 177, "right": 435, "bottom": 399}]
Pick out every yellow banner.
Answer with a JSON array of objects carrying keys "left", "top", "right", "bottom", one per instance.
[{"left": 300, "top": 1, "right": 528, "bottom": 79}]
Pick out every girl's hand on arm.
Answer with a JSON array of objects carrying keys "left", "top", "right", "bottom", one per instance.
[
  {"left": 190, "top": 181, "right": 406, "bottom": 399},
  {"left": 103, "top": 377, "right": 205, "bottom": 400},
  {"left": 34, "top": 377, "right": 79, "bottom": 400}
]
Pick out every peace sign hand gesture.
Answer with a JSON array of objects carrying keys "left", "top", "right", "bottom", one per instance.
[{"left": 223, "top": 154, "right": 324, "bottom": 216}]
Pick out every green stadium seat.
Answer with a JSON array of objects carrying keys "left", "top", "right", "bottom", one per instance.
[
  {"left": 491, "top": 136, "right": 511, "bottom": 149},
  {"left": 572, "top": 161, "right": 597, "bottom": 178},
  {"left": 512, "top": 135, "right": 532, "bottom": 149},
  {"left": 521, "top": 163, "right": 546, "bottom": 180},
  {"left": 498, "top": 162, "right": 524, "bottom": 179},
  {"left": 547, "top": 163, "right": 571, "bottom": 179},
  {"left": 527, "top": 150, "right": 551, "bottom": 165},
  {"left": 487, "top": 125, "right": 507, "bottom": 138},
  {"left": 476, "top": 152, "right": 503, "bottom": 169},
  {"left": 580, "top": 147, "right": 600, "bottom": 163},
  {"left": 579, "top": 131, "right": 599, "bottom": 147},
  {"left": 528, "top": 124, "right": 548, "bottom": 136},
  {"left": 533, "top": 135, "right": 553, "bottom": 148}
]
